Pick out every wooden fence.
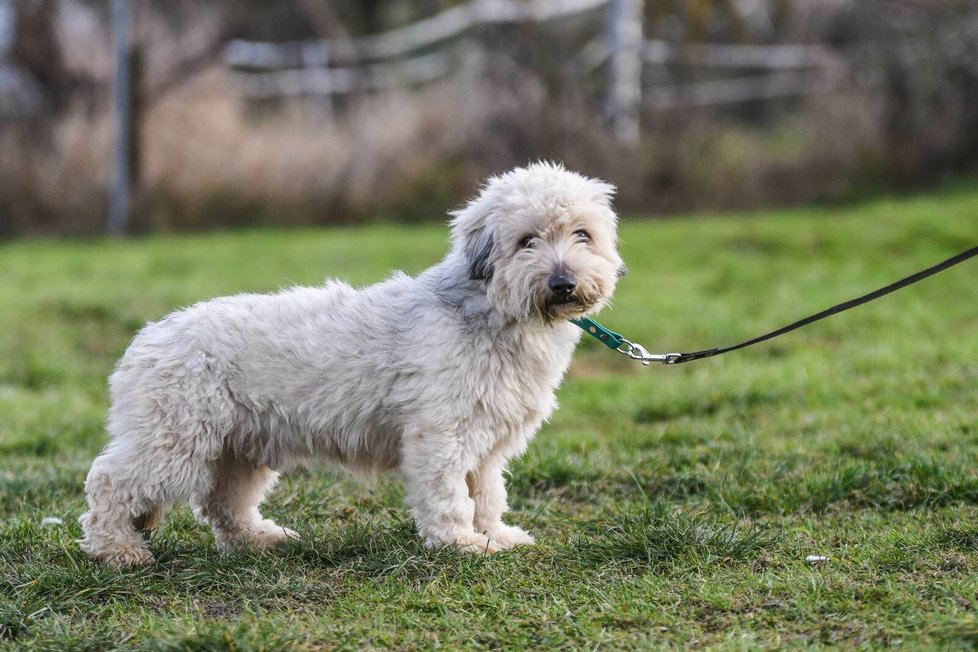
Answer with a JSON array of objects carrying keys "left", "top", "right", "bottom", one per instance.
[
  {"left": 106, "top": 0, "right": 845, "bottom": 233},
  {"left": 224, "top": 0, "right": 845, "bottom": 144}
]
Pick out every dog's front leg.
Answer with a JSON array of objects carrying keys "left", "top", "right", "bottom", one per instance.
[
  {"left": 400, "top": 433, "right": 501, "bottom": 554},
  {"left": 467, "top": 457, "right": 535, "bottom": 550}
]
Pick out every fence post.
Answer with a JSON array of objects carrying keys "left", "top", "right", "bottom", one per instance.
[
  {"left": 108, "top": 0, "right": 131, "bottom": 236},
  {"left": 606, "top": 0, "right": 644, "bottom": 146},
  {"left": 303, "top": 41, "right": 333, "bottom": 119}
]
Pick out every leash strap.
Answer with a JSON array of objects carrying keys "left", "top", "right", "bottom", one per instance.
[
  {"left": 572, "top": 244, "right": 978, "bottom": 366},
  {"left": 569, "top": 317, "right": 626, "bottom": 350}
]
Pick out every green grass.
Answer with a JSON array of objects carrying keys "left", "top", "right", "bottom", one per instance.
[{"left": 2, "top": 187, "right": 977, "bottom": 649}]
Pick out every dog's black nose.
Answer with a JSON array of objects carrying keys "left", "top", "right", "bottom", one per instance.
[{"left": 548, "top": 274, "right": 577, "bottom": 299}]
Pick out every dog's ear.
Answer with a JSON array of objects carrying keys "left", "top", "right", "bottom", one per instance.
[
  {"left": 450, "top": 197, "right": 495, "bottom": 281},
  {"left": 466, "top": 229, "right": 494, "bottom": 281}
]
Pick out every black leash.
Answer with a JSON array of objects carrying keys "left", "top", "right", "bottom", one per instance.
[{"left": 571, "top": 244, "right": 978, "bottom": 365}]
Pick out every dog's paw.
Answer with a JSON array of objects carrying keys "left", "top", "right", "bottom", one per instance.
[
  {"left": 243, "top": 520, "right": 299, "bottom": 549},
  {"left": 248, "top": 519, "right": 299, "bottom": 548},
  {"left": 483, "top": 523, "right": 535, "bottom": 550},
  {"left": 105, "top": 545, "right": 154, "bottom": 569},
  {"left": 425, "top": 531, "right": 501, "bottom": 555}
]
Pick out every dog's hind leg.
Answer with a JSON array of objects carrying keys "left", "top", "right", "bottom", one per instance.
[
  {"left": 191, "top": 449, "right": 297, "bottom": 552},
  {"left": 79, "top": 451, "right": 164, "bottom": 568},
  {"left": 80, "top": 418, "right": 223, "bottom": 567}
]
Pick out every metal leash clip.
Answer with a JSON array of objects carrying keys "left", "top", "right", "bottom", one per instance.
[{"left": 615, "top": 338, "right": 682, "bottom": 365}]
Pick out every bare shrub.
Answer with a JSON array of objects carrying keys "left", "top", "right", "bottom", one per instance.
[{"left": 0, "top": 107, "right": 110, "bottom": 236}]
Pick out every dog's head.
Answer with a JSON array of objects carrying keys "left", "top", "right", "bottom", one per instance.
[{"left": 450, "top": 162, "right": 625, "bottom": 323}]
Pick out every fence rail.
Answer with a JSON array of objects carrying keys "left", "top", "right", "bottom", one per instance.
[
  {"left": 645, "top": 71, "right": 835, "bottom": 110},
  {"left": 225, "top": 0, "right": 610, "bottom": 69},
  {"left": 236, "top": 51, "right": 452, "bottom": 99},
  {"left": 642, "top": 40, "right": 842, "bottom": 70}
]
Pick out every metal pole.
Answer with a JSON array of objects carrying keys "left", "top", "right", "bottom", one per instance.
[
  {"left": 108, "top": 0, "right": 130, "bottom": 236},
  {"left": 0, "top": 2, "right": 13, "bottom": 58}
]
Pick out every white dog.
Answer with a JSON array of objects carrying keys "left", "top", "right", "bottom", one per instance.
[{"left": 79, "top": 162, "right": 625, "bottom": 567}]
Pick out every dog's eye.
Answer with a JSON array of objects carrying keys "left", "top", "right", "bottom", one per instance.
[
  {"left": 519, "top": 235, "right": 536, "bottom": 250},
  {"left": 574, "top": 229, "right": 591, "bottom": 243}
]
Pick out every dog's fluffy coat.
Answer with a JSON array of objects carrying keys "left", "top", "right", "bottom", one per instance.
[{"left": 79, "top": 162, "right": 624, "bottom": 567}]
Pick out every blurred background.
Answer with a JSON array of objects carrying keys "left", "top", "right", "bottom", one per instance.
[{"left": 1, "top": 0, "right": 977, "bottom": 237}]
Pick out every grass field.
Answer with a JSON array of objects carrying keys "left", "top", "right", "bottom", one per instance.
[{"left": 2, "top": 186, "right": 977, "bottom": 649}]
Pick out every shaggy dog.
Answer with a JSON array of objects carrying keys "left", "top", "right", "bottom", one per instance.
[{"left": 79, "top": 162, "right": 625, "bottom": 567}]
